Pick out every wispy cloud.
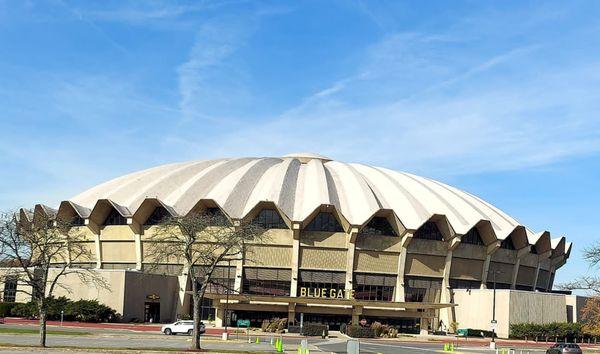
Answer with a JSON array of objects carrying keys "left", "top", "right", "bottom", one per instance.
[{"left": 162, "top": 15, "right": 600, "bottom": 176}]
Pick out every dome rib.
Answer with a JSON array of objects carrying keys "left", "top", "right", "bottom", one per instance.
[
  {"left": 399, "top": 172, "right": 470, "bottom": 231},
  {"left": 222, "top": 158, "right": 282, "bottom": 218}
]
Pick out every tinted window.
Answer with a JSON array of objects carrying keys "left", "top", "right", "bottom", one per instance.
[
  {"left": 359, "top": 217, "right": 397, "bottom": 237},
  {"left": 304, "top": 212, "right": 343, "bottom": 232},
  {"left": 104, "top": 209, "right": 127, "bottom": 225},
  {"left": 414, "top": 221, "right": 444, "bottom": 241},
  {"left": 462, "top": 227, "right": 485, "bottom": 245},
  {"left": 145, "top": 207, "right": 170, "bottom": 225},
  {"left": 252, "top": 209, "right": 288, "bottom": 229}
]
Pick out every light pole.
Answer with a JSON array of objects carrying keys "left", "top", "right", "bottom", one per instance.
[
  {"left": 223, "top": 259, "right": 231, "bottom": 340},
  {"left": 490, "top": 270, "right": 500, "bottom": 349}
]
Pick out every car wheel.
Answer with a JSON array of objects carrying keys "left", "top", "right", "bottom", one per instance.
[
  {"left": 164, "top": 328, "right": 172, "bottom": 335},
  {"left": 188, "top": 329, "right": 193, "bottom": 336}
]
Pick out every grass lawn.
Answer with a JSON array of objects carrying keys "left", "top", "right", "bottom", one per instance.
[{"left": 0, "top": 327, "right": 89, "bottom": 336}]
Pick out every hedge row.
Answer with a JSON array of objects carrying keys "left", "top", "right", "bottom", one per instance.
[
  {"left": 0, "top": 302, "right": 18, "bottom": 317},
  {"left": 301, "top": 323, "right": 328, "bottom": 337},
  {"left": 345, "top": 325, "right": 375, "bottom": 338},
  {"left": 510, "top": 323, "right": 593, "bottom": 340},
  {"left": 11, "top": 296, "right": 119, "bottom": 322}
]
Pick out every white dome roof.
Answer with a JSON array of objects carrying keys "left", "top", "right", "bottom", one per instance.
[{"left": 66, "top": 154, "right": 536, "bottom": 239}]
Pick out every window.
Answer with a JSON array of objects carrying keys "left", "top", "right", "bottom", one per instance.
[
  {"left": 500, "top": 237, "right": 516, "bottom": 250},
  {"left": 204, "top": 207, "right": 230, "bottom": 226},
  {"left": 3, "top": 278, "right": 17, "bottom": 302},
  {"left": 353, "top": 273, "right": 395, "bottom": 301},
  {"left": 530, "top": 245, "right": 538, "bottom": 254},
  {"left": 243, "top": 268, "right": 291, "bottom": 296},
  {"left": 298, "top": 270, "right": 345, "bottom": 295},
  {"left": 145, "top": 207, "right": 170, "bottom": 225},
  {"left": 449, "top": 279, "right": 481, "bottom": 289},
  {"left": 404, "top": 276, "right": 442, "bottom": 303},
  {"left": 195, "top": 266, "right": 236, "bottom": 294},
  {"left": 70, "top": 216, "right": 85, "bottom": 226},
  {"left": 413, "top": 221, "right": 444, "bottom": 241},
  {"left": 486, "top": 282, "right": 511, "bottom": 289},
  {"left": 252, "top": 209, "right": 288, "bottom": 229},
  {"left": 103, "top": 209, "right": 127, "bottom": 226},
  {"left": 359, "top": 217, "right": 397, "bottom": 237},
  {"left": 461, "top": 227, "right": 484, "bottom": 246},
  {"left": 304, "top": 212, "right": 343, "bottom": 232},
  {"left": 102, "top": 263, "right": 136, "bottom": 270}
]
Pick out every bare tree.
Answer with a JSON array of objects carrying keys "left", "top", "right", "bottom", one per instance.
[
  {"left": 0, "top": 211, "right": 109, "bottom": 347},
  {"left": 146, "top": 212, "right": 267, "bottom": 350},
  {"left": 560, "top": 242, "right": 600, "bottom": 295},
  {"left": 560, "top": 242, "right": 600, "bottom": 335}
]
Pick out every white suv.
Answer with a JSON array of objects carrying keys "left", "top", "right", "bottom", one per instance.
[{"left": 161, "top": 320, "right": 206, "bottom": 335}]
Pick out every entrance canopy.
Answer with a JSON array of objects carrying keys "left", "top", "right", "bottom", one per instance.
[{"left": 195, "top": 293, "right": 455, "bottom": 311}]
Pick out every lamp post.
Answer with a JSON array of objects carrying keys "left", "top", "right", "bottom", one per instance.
[
  {"left": 223, "top": 259, "right": 231, "bottom": 340},
  {"left": 490, "top": 270, "right": 500, "bottom": 349}
]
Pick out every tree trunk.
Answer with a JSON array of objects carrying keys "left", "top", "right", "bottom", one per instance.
[
  {"left": 191, "top": 279, "right": 201, "bottom": 350},
  {"left": 38, "top": 305, "right": 47, "bottom": 347}
]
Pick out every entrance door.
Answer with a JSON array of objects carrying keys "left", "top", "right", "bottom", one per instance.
[{"left": 144, "top": 302, "right": 160, "bottom": 323}]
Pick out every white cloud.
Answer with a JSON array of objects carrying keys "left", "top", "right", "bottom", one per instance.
[{"left": 163, "top": 28, "right": 600, "bottom": 176}]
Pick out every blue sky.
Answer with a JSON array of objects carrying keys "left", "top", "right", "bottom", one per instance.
[{"left": 0, "top": 0, "right": 599, "bottom": 288}]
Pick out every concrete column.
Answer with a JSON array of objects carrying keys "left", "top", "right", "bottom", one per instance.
[
  {"left": 439, "top": 249, "right": 453, "bottom": 331},
  {"left": 351, "top": 305, "right": 363, "bottom": 325},
  {"left": 481, "top": 241, "right": 501, "bottom": 289},
  {"left": 288, "top": 303, "right": 296, "bottom": 325},
  {"left": 134, "top": 233, "right": 142, "bottom": 270},
  {"left": 290, "top": 223, "right": 301, "bottom": 297},
  {"left": 94, "top": 233, "right": 102, "bottom": 269},
  {"left": 230, "top": 220, "right": 244, "bottom": 294},
  {"left": 345, "top": 227, "right": 359, "bottom": 293},
  {"left": 394, "top": 232, "right": 413, "bottom": 302},
  {"left": 545, "top": 265, "right": 555, "bottom": 291},
  {"left": 234, "top": 260, "right": 243, "bottom": 294},
  {"left": 480, "top": 255, "right": 491, "bottom": 289},
  {"left": 175, "top": 269, "right": 190, "bottom": 317},
  {"left": 512, "top": 246, "right": 531, "bottom": 290},
  {"left": 420, "top": 316, "right": 431, "bottom": 335},
  {"left": 532, "top": 262, "right": 541, "bottom": 291},
  {"left": 215, "top": 305, "right": 224, "bottom": 327},
  {"left": 440, "top": 235, "right": 461, "bottom": 332},
  {"left": 511, "top": 258, "right": 521, "bottom": 290}
]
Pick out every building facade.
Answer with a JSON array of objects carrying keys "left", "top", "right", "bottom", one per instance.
[{"left": 10, "top": 153, "right": 573, "bottom": 335}]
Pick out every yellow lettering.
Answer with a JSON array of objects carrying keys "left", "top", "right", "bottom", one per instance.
[
  {"left": 329, "top": 289, "right": 336, "bottom": 298},
  {"left": 321, "top": 288, "right": 327, "bottom": 298},
  {"left": 300, "top": 287, "right": 306, "bottom": 297},
  {"left": 337, "top": 289, "right": 344, "bottom": 298}
]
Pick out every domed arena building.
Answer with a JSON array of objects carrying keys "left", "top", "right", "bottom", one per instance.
[{"left": 14, "top": 153, "right": 578, "bottom": 337}]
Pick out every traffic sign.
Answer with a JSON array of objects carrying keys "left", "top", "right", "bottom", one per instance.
[{"left": 237, "top": 319, "right": 250, "bottom": 327}]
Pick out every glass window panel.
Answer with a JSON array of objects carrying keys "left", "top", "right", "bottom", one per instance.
[
  {"left": 359, "top": 217, "right": 397, "bottom": 237},
  {"left": 413, "top": 222, "right": 444, "bottom": 241},
  {"left": 305, "top": 213, "right": 343, "bottom": 232}
]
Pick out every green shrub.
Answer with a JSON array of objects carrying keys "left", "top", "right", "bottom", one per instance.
[
  {"left": 65, "top": 299, "right": 118, "bottom": 322},
  {"left": 11, "top": 301, "right": 37, "bottom": 319},
  {"left": 347, "top": 325, "right": 375, "bottom": 338},
  {"left": 10, "top": 297, "right": 118, "bottom": 322},
  {"left": 302, "top": 323, "right": 328, "bottom": 337},
  {"left": 510, "top": 322, "right": 587, "bottom": 340},
  {"left": 0, "top": 302, "right": 18, "bottom": 317}
]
